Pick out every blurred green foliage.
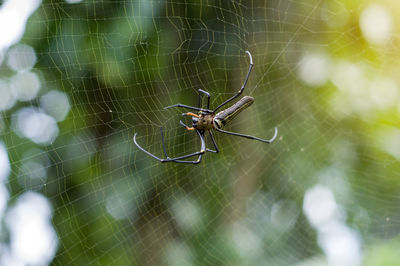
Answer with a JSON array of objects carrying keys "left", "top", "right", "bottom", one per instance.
[{"left": 3, "top": 0, "right": 400, "bottom": 265}]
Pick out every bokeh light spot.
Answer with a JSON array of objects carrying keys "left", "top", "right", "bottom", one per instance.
[
  {"left": 65, "top": 0, "right": 84, "bottom": 4},
  {"left": 0, "top": 51, "right": 4, "bottom": 66},
  {"left": 230, "top": 222, "right": 261, "bottom": 259},
  {"left": 0, "top": 79, "right": 16, "bottom": 111},
  {"left": 7, "top": 44, "right": 37, "bottom": 71},
  {"left": 5, "top": 191, "right": 58, "bottom": 266},
  {"left": 298, "top": 52, "right": 330, "bottom": 87},
  {"left": 18, "top": 161, "right": 47, "bottom": 190},
  {"left": 10, "top": 71, "right": 41, "bottom": 102},
  {"left": 170, "top": 196, "right": 202, "bottom": 232},
  {"left": 0, "top": 184, "right": 9, "bottom": 220},
  {"left": 0, "top": 0, "right": 41, "bottom": 51},
  {"left": 360, "top": 4, "right": 393, "bottom": 45},
  {"left": 303, "top": 185, "right": 339, "bottom": 228},
  {"left": 0, "top": 142, "right": 11, "bottom": 183},
  {"left": 106, "top": 191, "right": 136, "bottom": 220},
  {"left": 40, "top": 90, "right": 71, "bottom": 121},
  {"left": 164, "top": 241, "right": 194, "bottom": 266},
  {"left": 318, "top": 222, "right": 362, "bottom": 266},
  {"left": 12, "top": 107, "right": 59, "bottom": 145}
]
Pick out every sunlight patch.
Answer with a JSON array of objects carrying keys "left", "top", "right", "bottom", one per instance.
[
  {"left": 0, "top": 0, "right": 41, "bottom": 51},
  {"left": 303, "top": 184, "right": 362, "bottom": 266},
  {"left": 106, "top": 191, "right": 136, "bottom": 220},
  {"left": 360, "top": 3, "right": 393, "bottom": 45},
  {"left": 0, "top": 142, "right": 10, "bottom": 183},
  {"left": 5, "top": 191, "right": 58, "bottom": 265},
  {"left": 164, "top": 241, "right": 194, "bottom": 266},
  {"left": 170, "top": 196, "right": 202, "bottom": 232},
  {"left": 7, "top": 44, "right": 37, "bottom": 71},
  {"left": 0, "top": 184, "right": 9, "bottom": 220},
  {"left": 12, "top": 107, "right": 59, "bottom": 145},
  {"left": 0, "top": 51, "right": 4, "bottom": 66},
  {"left": 230, "top": 221, "right": 262, "bottom": 259},
  {"left": 331, "top": 61, "right": 365, "bottom": 95},
  {"left": 18, "top": 148, "right": 49, "bottom": 190},
  {"left": 298, "top": 52, "right": 330, "bottom": 87},
  {"left": 318, "top": 222, "right": 362, "bottom": 266},
  {"left": 40, "top": 90, "right": 71, "bottom": 121},
  {"left": 0, "top": 80, "right": 16, "bottom": 111},
  {"left": 303, "top": 185, "right": 339, "bottom": 228},
  {"left": 10, "top": 71, "right": 41, "bottom": 102},
  {"left": 18, "top": 161, "right": 47, "bottom": 190},
  {"left": 65, "top": 0, "right": 84, "bottom": 3}
]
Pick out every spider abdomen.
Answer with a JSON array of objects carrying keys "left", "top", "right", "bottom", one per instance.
[{"left": 214, "top": 96, "right": 254, "bottom": 129}]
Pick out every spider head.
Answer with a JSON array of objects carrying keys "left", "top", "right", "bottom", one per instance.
[
  {"left": 191, "top": 116, "right": 199, "bottom": 128},
  {"left": 191, "top": 112, "right": 215, "bottom": 131}
]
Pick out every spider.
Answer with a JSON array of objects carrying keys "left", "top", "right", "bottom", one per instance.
[{"left": 133, "top": 51, "right": 278, "bottom": 164}]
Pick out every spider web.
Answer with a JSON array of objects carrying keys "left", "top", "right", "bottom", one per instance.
[{"left": 1, "top": 0, "right": 400, "bottom": 265}]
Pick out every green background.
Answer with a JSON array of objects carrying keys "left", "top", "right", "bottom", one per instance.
[{"left": 2, "top": 0, "right": 400, "bottom": 265}]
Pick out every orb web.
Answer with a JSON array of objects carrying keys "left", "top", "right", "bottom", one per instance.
[{"left": 1, "top": 0, "right": 400, "bottom": 265}]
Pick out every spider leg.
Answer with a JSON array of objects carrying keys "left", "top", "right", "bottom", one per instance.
[
  {"left": 198, "top": 89, "right": 211, "bottom": 109},
  {"left": 134, "top": 132, "right": 166, "bottom": 162},
  {"left": 179, "top": 120, "right": 195, "bottom": 130},
  {"left": 164, "top": 103, "right": 212, "bottom": 113},
  {"left": 213, "top": 51, "right": 253, "bottom": 113},
  {"left": 182, "top": 112, "right": 200, "bottom": 118},
  {"left": 160, "top": 127, "right": 168, "bottom": 158},
  {"left": 133, "top": 129, "right": 206, "bottom": 164},
  {"left": 170, "top": 130, "right": 206, "bottom": 164},
  {"left": 206, "top": 130, "right": 219, "bottom": 153},
  {"left": 215, "top": 126, "right": 278, "bottom": 143}
]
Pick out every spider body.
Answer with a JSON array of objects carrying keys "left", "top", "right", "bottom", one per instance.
[
  {"left": 191, "top": 112, "right": 214, "bottom": 131},
  {"left": 134, "top": 51, "right": 278, "bottom": 164},
  {"left": 186, "top": 96, "right": 255, "bottom": 131}
]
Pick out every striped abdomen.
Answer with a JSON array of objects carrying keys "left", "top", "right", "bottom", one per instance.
[{"left": 213, "top": 96, "right": 254, "bottom": 129}]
